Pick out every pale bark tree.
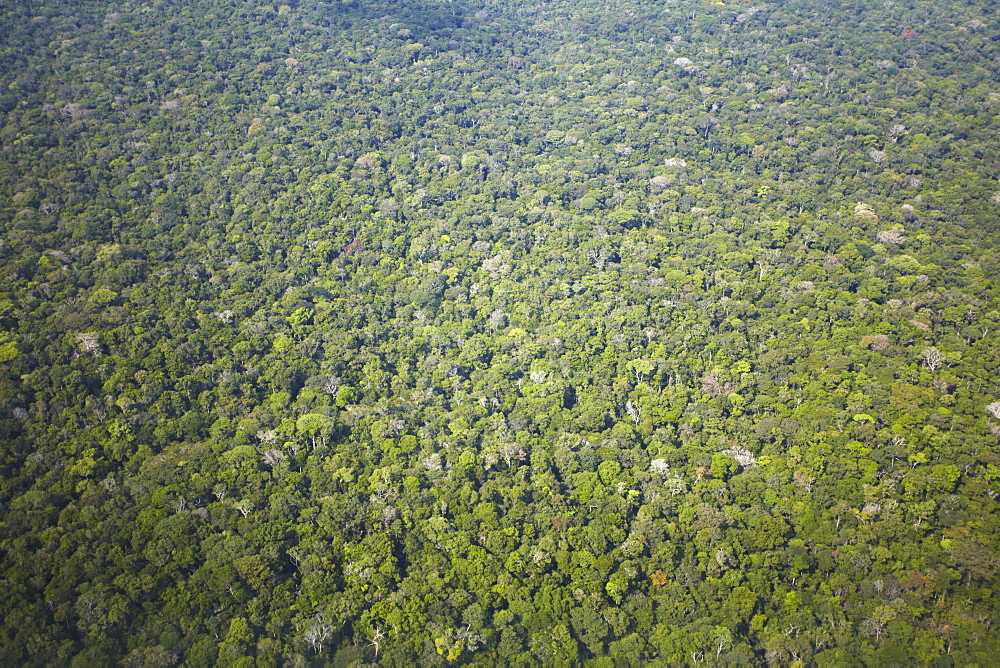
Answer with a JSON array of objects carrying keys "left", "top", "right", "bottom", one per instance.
[
  {"left": 920, "top": 346, "right": 944, "bottom": 371},
  {"left": 303, "top": 618, "right": 333, "bottom": 655}
]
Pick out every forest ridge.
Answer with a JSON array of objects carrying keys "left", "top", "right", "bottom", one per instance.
[{"left": 1, "top": 0, "right": 1000, "bottom": 664}]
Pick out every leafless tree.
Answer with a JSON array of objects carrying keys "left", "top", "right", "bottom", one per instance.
[
  {"left": 381, "top": 505, "right": 397, "bottom": 529},
  {"left": 168, "top": 497, "right": 188, "bottom": 513},
  {"left": 261, "top": 449, "right": 286, "bottom": 470},
  {"left": 303, "top": 617, "right": 334, "bottom": 655},
  {"left": 379, "top": 198, "right": 401, "bottom": 221},
  {"left": 649, "top": 175, "right": 671, "bottom": 192},
  {"left": 369, "top": 625, "right": 386, "bottom": 657},
  {"left": 487, "top": 308, "right": 508, "bottom": 333},
  {"left": 876, "top": 228, "right": 905, "bottom": 244},
  {"left": 722, "top": 446, "right": 757, "bottom": 468},
  {"left": 587, "top": 248, "right": 608, "bottom": 270},
  {"left": 423, "top": 452, "right": 444, "bottom": 471},
  {"left": 869, "top": 149, "right": 888, "bottom": 166},
  {"left": 920, "top": 346, "right": 944, "bottom": 371},
  {"left": 625, "top": 401, "right": 642, "bottom": 426},
  {"left": 322, "top": 375, "right": 342, "bottom": 396},
  {"left": 985, "top": 403, "right": 1000, "bottom": 442},
  {"left": 886, "top": 123, "right": 907, "bottom": 143},
  {"left": 793, "top": 470, "right": 815, "bottom": 492},
  {"left": 497, "top": 443, "right": 526, "bottom": 469},
  {"left": 74, "top": 332, "right": 103, "bottom": 357},
  {"left": 854, "top": 202, "right": 880, "bottom": 223}
]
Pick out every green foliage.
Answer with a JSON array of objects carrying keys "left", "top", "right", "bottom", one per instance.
[{"left": 1, "top": 0, "right": 1000, "bottom": 664}]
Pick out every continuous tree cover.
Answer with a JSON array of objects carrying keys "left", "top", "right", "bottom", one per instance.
[{"left": 1, "top": 0, "right": 1000, "bottom": 664}]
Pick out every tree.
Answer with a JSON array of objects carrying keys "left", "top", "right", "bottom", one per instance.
[
  {"left": 296, "top": 413, "right": 336, "bottom": 449},
  {"left": 920, "top": 347, "right": 945, "bottom": 372},
  {"left": 1, "top": 0, "right": 999, "bottom": 664},
  {"left": 625, "top": 400, "right": 642, "bottom": 426},
  {"left": 303, "top": 616, "right": 334, "bottom": 656},
  {"left": 496, "top": 443, "right": 527, "bottom": 470}
]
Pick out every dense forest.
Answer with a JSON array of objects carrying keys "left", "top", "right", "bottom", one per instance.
[{"left": 1, "top": 0, "right": 1000, "bottom": 664}]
